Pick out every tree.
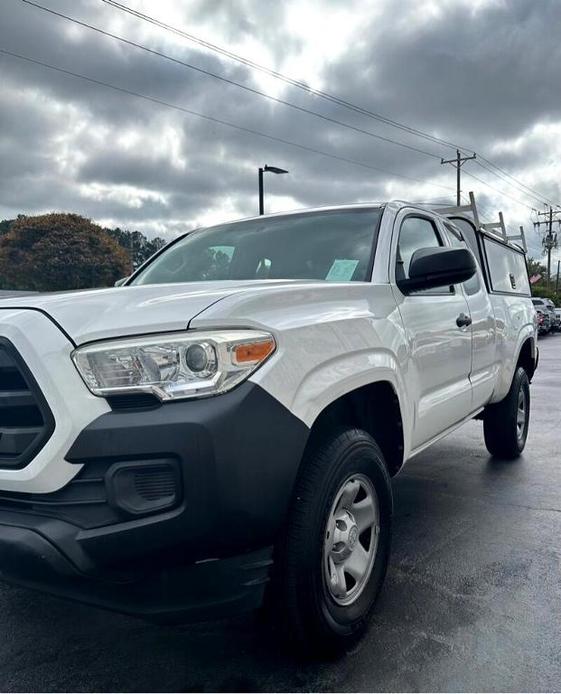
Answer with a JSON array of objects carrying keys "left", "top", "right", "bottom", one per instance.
[
  {"left": 0, "top": 213, "right": 130, "bottom": 291},
  {"left": 526, "top": 256, "right": 560, "bottom": 303},
  {"left": 0, "top": 219, "right": 15, "bottom": 239},
  {"left": 105, "top": 227, "right": 166, "bottom": 270},
  {"left": 527, "top": 256, "right": 547, "bottom": 279}
]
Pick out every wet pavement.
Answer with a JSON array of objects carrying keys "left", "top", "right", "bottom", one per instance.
[{"left": 0, "top": 334, "right": 560, "bottom": 692}]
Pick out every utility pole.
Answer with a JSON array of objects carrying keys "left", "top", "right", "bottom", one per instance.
[
  {"left": 440, "top": 149, "right": 477, "bottom": 206},
  {"left": 556, "top": 259, "right": 560, "bottom": 295},
  {"left": 534, "top": 206, "right": 560, "bottom": 290}
]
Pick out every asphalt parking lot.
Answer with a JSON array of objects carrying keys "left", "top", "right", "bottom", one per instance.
[{"left": 0, "top": 334, "right": 559, "bottom": 692}]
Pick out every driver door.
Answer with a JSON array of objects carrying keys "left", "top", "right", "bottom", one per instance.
[{"left": 392, "top": 213, "right": 473, "bottom": 450}]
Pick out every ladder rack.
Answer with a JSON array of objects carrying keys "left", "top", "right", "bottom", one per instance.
[{"left": 433, "top": 191, "right": 527, "bottom": 254}]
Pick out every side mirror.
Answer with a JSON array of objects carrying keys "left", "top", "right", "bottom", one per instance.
[
  {"left": 114, "top": 277, "right": 129, "bottom": 287},
  {"left": 397, "top": 246, "right": 476, "bottom": 293}
]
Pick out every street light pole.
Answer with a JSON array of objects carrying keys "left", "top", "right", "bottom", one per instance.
[
  {"left": 258, "top": 164, "right": 289, "bottom": 215},
  {"left": 258, "top": 167, "right": 264, "bottom": 216}
]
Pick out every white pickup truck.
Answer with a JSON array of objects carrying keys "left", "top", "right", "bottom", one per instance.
[{"left": 0, "top": 201, "right": 537, "bottom": 654}]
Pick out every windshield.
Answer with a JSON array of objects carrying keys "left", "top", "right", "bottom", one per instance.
[{"left": 131, "top": 208, "right": 381, "bottom": 286}]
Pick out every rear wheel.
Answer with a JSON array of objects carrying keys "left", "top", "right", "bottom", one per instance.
[
  {"left": 483, "top": 366, "right": 530, "bottom": 459},
  {"left": 270, "top": 428, "right": 392, "bottom": 656}
]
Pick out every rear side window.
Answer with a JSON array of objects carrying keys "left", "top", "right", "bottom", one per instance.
[{"left": 484, "top": 237, "right": 530, "bottom": 296}]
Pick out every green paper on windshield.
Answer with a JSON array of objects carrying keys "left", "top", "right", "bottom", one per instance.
[{"left": 326, "top": 259, "right": 359, "bottom": 282}]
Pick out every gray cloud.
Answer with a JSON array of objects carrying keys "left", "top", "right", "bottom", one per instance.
[{"left": 0, "top": 0, "right": 559, "bottom": 261}]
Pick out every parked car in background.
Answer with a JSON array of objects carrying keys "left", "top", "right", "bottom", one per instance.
[
  {"left": 542, "top": 298, "right": 558, "bottom": 329},
  {"left": 551, "top": 306, "right": 561, "bottom": 332},
  {"left": 536, "top": 308, "right": 550, "bottom": 336},
  {"left": 0, "top": 202, "right": 538, "bottom": 654},
  {"left": 532, "top": 298, "right": 554, "bottom": 332}
]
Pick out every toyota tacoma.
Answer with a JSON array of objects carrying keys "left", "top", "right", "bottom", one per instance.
[{"left": 0, "top": 200, "right": 537, "bottom": 653}]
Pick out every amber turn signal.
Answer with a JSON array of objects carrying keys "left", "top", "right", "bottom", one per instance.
[{"left": 233, "top": 338, "right": 275, "bottom": 365}]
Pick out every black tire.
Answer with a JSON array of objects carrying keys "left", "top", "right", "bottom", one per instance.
[
  {"left": 483, "top": 366, "right": 530, "bottom": 459},
  {"left": 270, "top": 428, "right": 392, "bottom": 656}
]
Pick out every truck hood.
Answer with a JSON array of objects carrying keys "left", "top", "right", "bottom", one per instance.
[{"left": 0, "top": 281, "right": 304, "bottom": 344}]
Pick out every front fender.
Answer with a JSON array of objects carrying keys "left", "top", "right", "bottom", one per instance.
[
  {"left": 288, "top": 347, "right": 409, "bottom": 431},
  {"left": 189, "top": 281, "right": 412, "bottom": 450}
]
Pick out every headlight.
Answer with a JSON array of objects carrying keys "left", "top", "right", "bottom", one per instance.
[{"left": 71, "top": 330, "right": 276, "bottom": 401}]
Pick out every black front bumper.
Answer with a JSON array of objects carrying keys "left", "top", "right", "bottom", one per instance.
[
  {"left": 0, "top": 512, "right": 273, "bottom": 622},
  {"left": 0, "top": 382, "right": 309, "bottom": 620}
]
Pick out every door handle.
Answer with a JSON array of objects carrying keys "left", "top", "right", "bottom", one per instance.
[{"left": 456, "top": 313, "right": 472, "bottom": 328}]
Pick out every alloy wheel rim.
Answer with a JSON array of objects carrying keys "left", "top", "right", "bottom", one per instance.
[{"left": 323, "top": 473, "right": 380, "bottom": 606}]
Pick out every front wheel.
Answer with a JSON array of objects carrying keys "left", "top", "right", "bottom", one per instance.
[
  {"left": 270, "top": 428, "right": 392, "bottom": 656},
  {"left": 483, "top": 366, "right": 530, "bottom": 459}
]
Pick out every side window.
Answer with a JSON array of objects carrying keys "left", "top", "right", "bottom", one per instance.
[
  {"left": 396, "top": 216, "right": 444, "bottom": 286},
  {"left": 444, "top": 222, "right": 480, "bottom": 296},
  {"left": 484, "top": 238, "right": 530, "bottom": 296}
]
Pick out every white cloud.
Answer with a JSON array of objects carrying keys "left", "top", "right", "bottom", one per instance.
[{"left": 78, "top": 182, "right": 168, "bottom": 209}]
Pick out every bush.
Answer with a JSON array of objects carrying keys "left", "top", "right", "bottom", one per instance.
[{"left": 0, "top": 213, "right": 130, "bottom": 291}]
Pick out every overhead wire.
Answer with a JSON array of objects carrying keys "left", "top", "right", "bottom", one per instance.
[
  {"left": 474, "top": 159, "right": 551, "bottom": 209},
  {"left": 19, "top": 0, "right": 444, "bottom": 161},
  {"left": 99, "top": 0, "right": 467, "bottom": 154},
  {"left": 0, "top": 48, "right": 457, "bottom": 193},
  {"left": 99, "top": 0, "right": 560, "bottom": 209},
  {"left": 477, "top": 156, "right": 559, "bottom": 209},
  {"left": 13, "top": 0, "right": 560, "bottom": 212},
  {"left": 463, "top": 170, "right": 535, "bottom": 212}
]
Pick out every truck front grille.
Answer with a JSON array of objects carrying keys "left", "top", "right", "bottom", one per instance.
[{"left": 0, "top": 338, "right": 55, "bottom": 468}]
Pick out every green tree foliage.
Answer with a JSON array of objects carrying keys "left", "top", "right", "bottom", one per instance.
[
  {"left": 105, "top": 227, "right": 166, "bottom": 269},
  {"left": 526, "top": 256, "right": 560, "bottom": 304},
  {"left": 527, "top": 256, "right": 547, "bottom": 278},
  {"left": 0, "top": 213, "right": 130, "bottom": 291}
]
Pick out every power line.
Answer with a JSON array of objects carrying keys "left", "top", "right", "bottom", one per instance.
[
  {"left": 463, "top": 169, "right": 536, "bottom": 211},
  {"left": 19, "top": 0, "right": 444, "bottom": 161},
  {"left": 475, "top": 157, "right": 558, "bottom": 208},
  {"left": 99, "top": 0, "right": 559, "bottom": 210},
  {"left": 475, "top": 159, "right": 542, "bottom": 207},
  {"left": 15, "top": 0, "right": 553, "bottom": 211},
  {"left": 476, "top": 201, "right": 497, "bottom": 222},
  {"left": 15, "top": 1, "right": 559, "bottom": 213},
  {"left": 0, "top": 48, "right": 456, "bottom": 193},
  {"left": 99, "top": 0, "right": 467, "bottom": 154}
]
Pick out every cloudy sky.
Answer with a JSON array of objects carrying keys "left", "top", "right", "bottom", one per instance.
[{"left": 1, "top": 0, "right": 560, "bottom": 263}]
